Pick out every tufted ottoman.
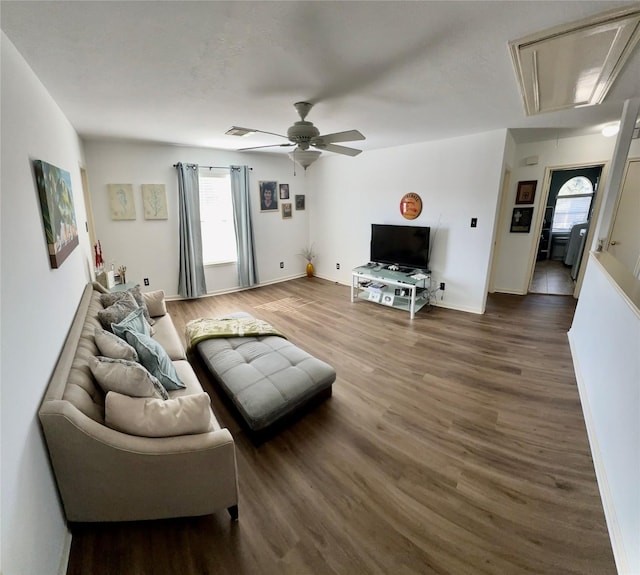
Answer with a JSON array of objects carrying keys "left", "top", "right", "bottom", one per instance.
[{"left": 192, "top": 318, "right": 336, "bottom": 443}]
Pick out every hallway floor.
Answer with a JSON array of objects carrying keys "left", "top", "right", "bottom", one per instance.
[{"left": 530, "top": 259, "right": 575, "bottom": 295}]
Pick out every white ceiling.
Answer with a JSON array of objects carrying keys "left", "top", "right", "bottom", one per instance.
[{"left": 2, "top": 1, "right": 639, "bottom": 154}]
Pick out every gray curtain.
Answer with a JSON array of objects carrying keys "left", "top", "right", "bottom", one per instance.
[
  {"left": 230, "top": 165, "right": 258, "bottom": 287},
  {"left": 175, "top": 163, "right": 207, "bottom": 298}
]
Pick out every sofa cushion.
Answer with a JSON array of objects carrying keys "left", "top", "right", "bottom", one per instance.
[
  {"left": 94, "top": 327, "right": 139, "bottom": 362},
  {"left": 151, "top": 314, "right": 186, "bottom": 361},
  {"left": 105, "top": 391, "right": 212, "bottom": 437},
  {"left": 97, "top": 296, "right": 139, "bottom": 332},
  {"left": 88, "top": 356, "right": 168, "bottom": 400},
  {"left": 124, "top": 330, "right": 185, "bottom": 390}
]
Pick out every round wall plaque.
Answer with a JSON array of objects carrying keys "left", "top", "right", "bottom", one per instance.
[{"left": 400, "top": 193, "right": 423, "bottom": 220}]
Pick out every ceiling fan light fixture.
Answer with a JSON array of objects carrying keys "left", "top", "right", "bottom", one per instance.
[
  {"left": 225, "top": 126, "right": 254, "bottom": 136},
  {"left": 289, "top": 149, "right": 321, "bottom": 170}
]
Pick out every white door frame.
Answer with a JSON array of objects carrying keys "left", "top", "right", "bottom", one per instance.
[{"left": 525, "top": 162, "right": 608, "bottom": 298}]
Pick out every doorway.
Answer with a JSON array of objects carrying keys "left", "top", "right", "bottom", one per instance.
[{"left": 529, "top": 165, "right": 603, "bottom": 295}]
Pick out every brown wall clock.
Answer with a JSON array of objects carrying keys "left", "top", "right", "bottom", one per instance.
[{"left": 400, "top": 193, "right": 423, "bottom": 220}]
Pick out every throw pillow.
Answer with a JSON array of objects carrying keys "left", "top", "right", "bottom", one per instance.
[
  {"left": 94, "top": 327, "right": 139, "bottom": 362},
  {"left": 142, "top": 289, "right": 167, "bottom": 318},
  {"left": 129, "top": 284, "right": 155, "bottom": 325},
  {"left": 101, "top": 286, "right": 155, "bottom": 325},
  {"left": 105, "top": 391, "right": 212, "bottom": 437},
  {"left": 97, "top": 297, "right": 139, "bottom": 332},
  {"left": 124, "top": 330, "right": 185, "bottom": 390},
  {"left": 111, "top": 307, "right": 149, "bottom": 340},
  {"left": 88, "top": 356, "right": 168, "bottom": 400}
]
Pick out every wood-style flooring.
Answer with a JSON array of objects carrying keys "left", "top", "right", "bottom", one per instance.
[{"left": 66, "top": 278, "right": 615, "bottom": 575}]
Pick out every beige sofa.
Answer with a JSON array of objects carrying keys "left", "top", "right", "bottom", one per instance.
[{"left": 39, "top": 282, "right": 238, "bottom": 522}]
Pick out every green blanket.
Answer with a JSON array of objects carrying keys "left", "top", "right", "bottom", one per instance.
[{"left": 185, "top": 316, "right": 286, "bottom": 349}]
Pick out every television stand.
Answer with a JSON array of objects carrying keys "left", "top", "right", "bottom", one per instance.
[{"left": 351, "top": 265, "right": 431, "bottom": 319}]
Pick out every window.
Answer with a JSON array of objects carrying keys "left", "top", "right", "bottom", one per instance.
[
  {"left": 199, "top": 171, "right": 237, "bottom": 265},
  {"left": 551, "top": 176, "right": 594, "bottom": 233}
]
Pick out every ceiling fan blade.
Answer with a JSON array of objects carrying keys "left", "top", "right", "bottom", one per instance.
[
  {"left": 314, "top": 130, "right": 365, "bottom": 144},
  {"left": 317, "top": 143, "right": 362, "bottom": 157},
  {"left": 250, "top": 128, "right": 289, "bottom": 139},
  {"left": 226, "top": 126, "right": 289, "bottom": 139},
  {"left": 238, "top": 143, "right": 294, "bottom": 151}
]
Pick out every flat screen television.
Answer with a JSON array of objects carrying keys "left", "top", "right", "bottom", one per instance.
[{"left": 370, "top": 224, "right": 430, "bottom": 270}]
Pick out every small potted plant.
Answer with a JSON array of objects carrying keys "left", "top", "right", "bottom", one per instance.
[{"left": 299, "top": 245, "right": 317, "bottom": 277}]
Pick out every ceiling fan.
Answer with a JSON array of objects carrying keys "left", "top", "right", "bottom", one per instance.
[{"left": 225, "top": 102, "right": 365, "bottom": 169}]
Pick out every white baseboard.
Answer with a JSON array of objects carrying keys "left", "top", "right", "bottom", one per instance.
[
  {"left": 57, "top": 529, "right": 72, "bottom": 575},
  {"left": 568, "top": 330, "right": 628, "bottom": 574}
]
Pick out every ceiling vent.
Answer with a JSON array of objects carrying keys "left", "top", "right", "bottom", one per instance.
[{"left": 510, "top": 6, "right": 640, "bottom": 116}]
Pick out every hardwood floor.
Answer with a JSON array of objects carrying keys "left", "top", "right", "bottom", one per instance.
[{"left": 66, "top": 278, "right": 615, "bottom": 575}]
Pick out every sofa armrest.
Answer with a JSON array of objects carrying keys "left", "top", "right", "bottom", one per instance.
[{"left": 40, "top": 400, "right": 238, "bottom": 522}]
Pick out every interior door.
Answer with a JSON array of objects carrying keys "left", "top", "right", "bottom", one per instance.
[{"left": 608, "top": 159, "right": 640, "bottom": 277}]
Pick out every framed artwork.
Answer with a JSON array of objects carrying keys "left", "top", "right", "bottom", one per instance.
[
  {"left": 108, "top": 184, "right": 136, "bottom": 220},
  {"left": 141, "top": 184, "right": 168, "bottom": 220},
  {"left": 259, "top": 181, "right": 278, "bottom": 211},
  {"left": 510, "top": 207, "right": 534, "bottom": 233},
  {"left": 515, "top": 180, "right": 537, "bottom": 204},
  {"left": 279, "top": 183, "right": 290, "bottom": 200},
  {"left": 282, "top": 203, "right": 292, "bottom": 219},
  {"left": 295, "top": 194, "right": 305, "bottom": 210},
  {"left": 33, "top": 159, "right": 79, "bottom": 269}
]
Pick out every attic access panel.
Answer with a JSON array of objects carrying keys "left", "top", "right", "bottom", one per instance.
[{"left": 510, "top": 6, "right": 640, "bottom": 116}]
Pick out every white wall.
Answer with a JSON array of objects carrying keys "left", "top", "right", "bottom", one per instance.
[
  {"left": 1, "top": 33, "right": 92, "bottom": 575},
  {"left": 309, "top": 130, "right": 508, "bottom": 314},
  {"left": 492, "top": 132, "right": 640, "bottom": 295},
  {"left": 569, "top": 252, "right": 640, "bottom": 574},
  {"left": 83, "top": 141, "right": 311, "bottom": 297}
]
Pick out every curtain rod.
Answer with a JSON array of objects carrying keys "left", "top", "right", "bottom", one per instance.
[{"left": 172, "top": 164, "right": 252, "bottom": 171}]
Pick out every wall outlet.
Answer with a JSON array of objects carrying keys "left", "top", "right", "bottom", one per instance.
[
  {"left": 439, "top": 282, "right": 445, "bottom": 291},
  {"left": 280, "top": 262, "right": 284, "bottom": 269},
  {"left": 336, "top": 263, "right": 340, "bottom": 270},
  {"left": 144, "top": 278, "right": 150, "bottom": 286}
]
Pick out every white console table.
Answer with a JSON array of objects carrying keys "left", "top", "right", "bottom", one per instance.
[{"left": 351, "top": 265, "right": 431, "bottom": 319}]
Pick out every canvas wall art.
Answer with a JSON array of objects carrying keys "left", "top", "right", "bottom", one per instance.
[
  {"left": 141, "top": 184, "right": 168, "bottom": 220},
  {"left": 33, "top": 159, "right": 79, "bottom": 269},
  {"left": 108, "top": 184, "right": 136, "bottom": 220}
]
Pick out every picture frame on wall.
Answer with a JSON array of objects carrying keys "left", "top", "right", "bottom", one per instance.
[
  {"left": 515, "top": 180, "right": 537, "bottom": 204},
  {"left": 279, "top": 183, "right": 290, "bottom": 200},
  {"left": 282, "top": 203, "right": 292, "bottom": 219},
  {"left": 33, "top": 159, "right": 80, "bottom": 269},
  {"left": 510, "top": 207, "right": 534, "bottom": 233},
  {"left": 108, "top": 184, "right": 136, "bottom": 220},
  {"left": 141, "top": 184, "right": 168, "bottom": 220},
  {"left": 259, "top": 181, "right": 278, "bottom": 211},
  {"left": 295, "top": 194, "right": 305, "bottom": 210}
]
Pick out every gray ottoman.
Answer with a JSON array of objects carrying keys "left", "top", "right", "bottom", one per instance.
[{"left": 196, "top": 331, "right": 335, "bottom": 443}]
